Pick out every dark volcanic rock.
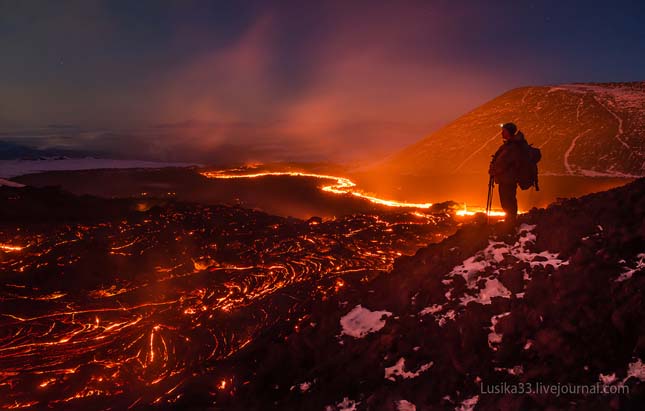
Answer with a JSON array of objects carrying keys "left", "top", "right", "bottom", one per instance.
[{"left": 218, "top": 178, "right": 645, "bottom": 410}]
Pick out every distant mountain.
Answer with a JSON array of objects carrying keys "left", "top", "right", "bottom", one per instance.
[
  {"left": 0, "top": 141, "right": 96, "bottom": 160},
  {"left": 375, "top": 82, "right": 645, "bottom": 178},
  {"left": 0, "top": 157, "right": 195, "bottom": 179}
]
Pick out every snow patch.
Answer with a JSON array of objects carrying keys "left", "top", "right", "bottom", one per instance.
[
  {"left": 488, "top": 312, "right": 511, "bottom": 350},
  {"left": 448, "top": 224, "right": 567, "bottom": 307},
  {"left": 0, "top": 178, "right": 26, "bottom": 187},
  {"left": 625, "top": 358, "right": 645, "bottom": 382},
  {"left": 616, "top": 253, "right": 645, "bottom": 282},
  {"left": 455, "top": 394, "right": 479, "bottom": 411},
  {"left": 599, "top": 373, "right": 617, "bottom": 385},
  {"left": 435, "top": 309, "right": 456, "bottom": 327},
  {"left": 494, "top": 365, "right": 524, "bottom": 376},
  {"left": 340, "top": 305, "right": 392, "bottom": 338},
  {"left": 602, "top": 358, "right": 645, "bottom": 386},
  {"left": 450, "top": 224, "right": 568, "bottom": 282},
  {"left": 396, "top": 400, "right": 416, "bottom": 411},
  {"left": 419, "top": 304, "right": 443, "bottom": 316},
  {"left": 290, "top": 381, "right": 313, "bottom": 392},
  {"left": 384, "top": 357, "right": 433, "bottom": 381},
  {"left": 461, "top": 278, "right": 511, "bottom": 306},
  {"left": 327, "top": 397, "right": 360, "bottom": 411}
]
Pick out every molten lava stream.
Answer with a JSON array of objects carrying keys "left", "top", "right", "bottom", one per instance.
[
  {"left": 200, "top": 170, "right": 434, "bottom": 209},
  {"left": 201, "top": 169, "right": 514, "bottom": 217}
]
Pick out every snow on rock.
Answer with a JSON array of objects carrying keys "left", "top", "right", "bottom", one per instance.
[
  {"left": 449, "top": 224, "right": 568, "bottom": 284},
  {"left": 290, "top": 381, "right": 313, "bottom": 392},
  {"left": 0, "top": 178, "right": 25, "bottom": 187},
  {"left": 487, "top": 312, "right": 511, "bottom": 350},
  {"left": 435, "top": 309, "right": 456, "bottom": 327},
  {"left": 625, "top": 358, "right": 645, "bottom": 382},
  {"left": 455, "top": 394, "right": 479, "bottom": 411},
  {"left": 553, "top": 83, "right": 645, "bottom": 110},
  {"left": 601, "top": 358, "right": 645, "bottom": 386},
  {"left": 382, "top": 82, "right": 645, "bottom": 178},
  {"left": 514, "top": 225, "right": 569, "bottom": 269},
  {"left": 616, "top": 253, "right": 645, "bottom": 282},
  {"left": 384, "top": 357, "right": 433, "bottom": 381},
  {"left": 419, "top": 304, "right": 443, "bottom": 316},
  {"left": 326, "top": 397, "right": 360, "bottom": 411},
  {"left": 340, "top": 305, "right": 392, "bottom": 338},
  {"left": 460, "top": 278, "right": 511, "bottom": 306},
  {"left": 599, "top": 373, "right": 617, "bottom": 385},
  {"left": 396, "top": 399, "right": 416, "bottom": 411},
  {"left": 494, "top": 365, "right": 524, "bottom": 376},
  {"left": 446, "top": 224, "right": 568, "bottom": 306}
]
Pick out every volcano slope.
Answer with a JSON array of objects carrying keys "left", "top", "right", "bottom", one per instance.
[
  {"left": 377, "top": 82, "right": 645, "bottom": 178},
  {"left": 211, "top": 178, "right": 645, "bottom": 410}
]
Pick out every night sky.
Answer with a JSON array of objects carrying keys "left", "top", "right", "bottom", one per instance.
[{"left": 1, "top": 0, "right": 644, "bottom": 163}]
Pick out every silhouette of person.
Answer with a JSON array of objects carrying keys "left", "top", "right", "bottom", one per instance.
[{"left": 488, "top": 122, "right": 528, "bottom": 231}]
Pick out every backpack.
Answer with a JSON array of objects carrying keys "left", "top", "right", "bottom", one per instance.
[{"left": 517, "top": 143, "right": 541, "bottom": 191}]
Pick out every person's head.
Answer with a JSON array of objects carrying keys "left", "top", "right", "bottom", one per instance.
[{"left": 500, "top": 122, "right": 517, "bottom": 141}]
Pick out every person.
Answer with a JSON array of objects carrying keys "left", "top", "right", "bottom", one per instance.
[{"left": 488, "top": 122, "right": 528, "bottom": 232}]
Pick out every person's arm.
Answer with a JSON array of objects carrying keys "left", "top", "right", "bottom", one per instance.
[{"left": 490, "top": 146, "right": 512, "bottom": 176}]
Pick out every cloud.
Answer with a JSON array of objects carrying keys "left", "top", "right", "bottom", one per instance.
[
  {"left": 0, "top": 1, "right": 542, "bottom": 163},
  {"left": 142, "top": 5, "right": 519, "bottom": 163}
]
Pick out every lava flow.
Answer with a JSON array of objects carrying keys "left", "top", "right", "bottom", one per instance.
[
  {"left": 200, "top": 169, "right": 508, "bottom": 216},
  {"left": 0, "top": 196, "right": 457, "bottom": 409},
  {"left": 200, "top": 170, "right": 434, "bottom": 209}
]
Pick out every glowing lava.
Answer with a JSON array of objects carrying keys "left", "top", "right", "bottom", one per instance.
[
  {"left": 0, "top": 244, "right": 23, "bottom": 252},
  {"left": 0, "top": 201, "right": 457, "bottom": 409},
  {"left": 201, "top": 169, "right": 510, "bottom": 216},
  {"left": 201, "top": 170, "right": 434, "bottom": 209},
  {"left": 455, "top": 204, "right": 508, "bottom": 217}
]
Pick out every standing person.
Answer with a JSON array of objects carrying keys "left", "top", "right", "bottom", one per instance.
[{"left": 488, "top": 122, "right": 528, "bottom": 232}]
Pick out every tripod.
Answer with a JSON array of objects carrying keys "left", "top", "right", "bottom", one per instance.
[{"left": 486, "top": 175, "right": 494, "bottom": 225}]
